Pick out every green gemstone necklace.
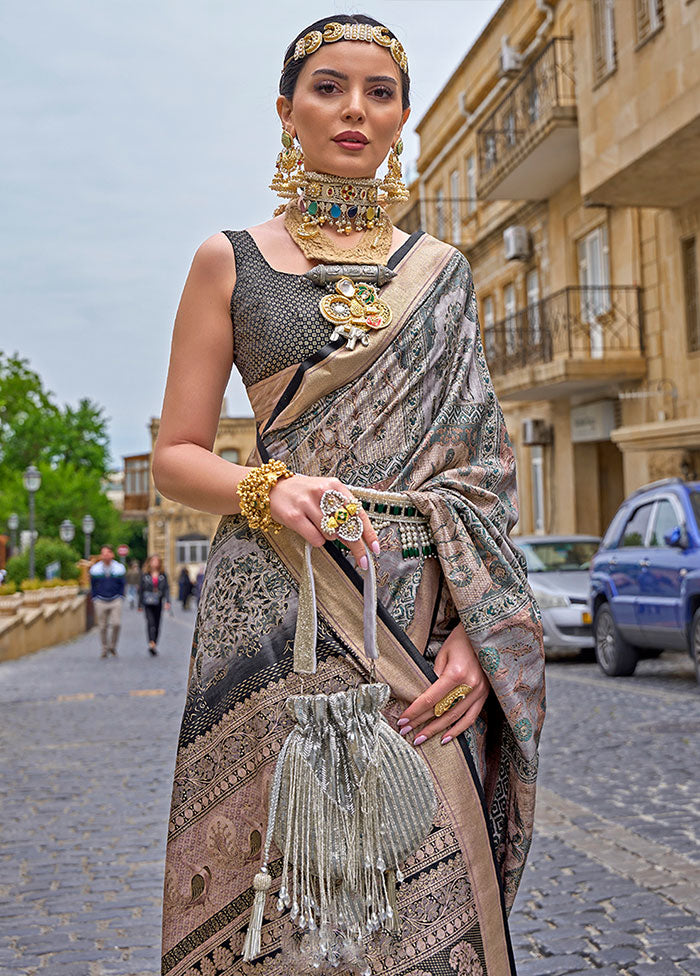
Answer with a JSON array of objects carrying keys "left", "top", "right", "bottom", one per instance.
[{"left": 296, "top": 171, "right": 384, "bottom": 235}]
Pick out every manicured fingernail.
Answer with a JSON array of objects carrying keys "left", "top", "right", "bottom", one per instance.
[
  {"left": 397, "top": 717, "right": 410, "bottom": 727},
  {"left": 371, "top": 540, "right": 381, "bottom": 554},
  {"left": 441, "top": 734, "right": 452, "bottom": 745},
  {"left": 359, "top": 555, "right": 368, "bottom": 570},
  {"left": 399, "top": 725, "right": 412, "bottom": 737},
  {"left": 413, "top": 734, "right": 427, "bottom": 746}
]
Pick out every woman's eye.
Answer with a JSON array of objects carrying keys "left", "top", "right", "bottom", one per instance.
[
  {"left": 370, "top": 86, "right": 394, "bottom": 99},
  {"left": 315, "top": 81, "right": 338, "bottom": 94}
]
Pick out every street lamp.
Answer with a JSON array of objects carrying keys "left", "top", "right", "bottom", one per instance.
[
  {"left": 23, "top": 465, "right": 42, "bottom": 580},
  {"left": 82, "top": 514, "right": 95, "bottom": 560},
  {"left": 7, "top": 513, "right": 19, "bottom": 558},
  {"left": 59, "top": 519, "right": 75, "bottom": 544}
]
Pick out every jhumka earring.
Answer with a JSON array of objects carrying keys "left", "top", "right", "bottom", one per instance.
[
  {"left": 270, "top": 129, "right": 306, "bottom": 214},
  {"left": 379, "top": 137, "right": 409, "bottom": 204}
]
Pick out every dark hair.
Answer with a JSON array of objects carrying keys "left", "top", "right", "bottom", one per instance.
[{"left": 280, "top": 13, "right": 410, "bottom": 111}]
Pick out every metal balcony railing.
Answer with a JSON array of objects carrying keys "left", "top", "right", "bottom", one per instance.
[
  {"left": 484, "top": 286, "right": 644, "bottom": 379},
  {"left": 477, "top": 36, "right": 576, "bottom": 182}
]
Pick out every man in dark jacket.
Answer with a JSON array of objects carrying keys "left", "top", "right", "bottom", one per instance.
[{"left": 90, "top": 545, "right": 126, "bottom": 658}]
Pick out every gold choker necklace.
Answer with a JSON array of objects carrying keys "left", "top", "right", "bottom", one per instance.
[
  {"left": 297, "top": 172, "right": 383, "bottom": 235},
  {"left": 284, "top": 201, "right": 394, "bottom": 265}
]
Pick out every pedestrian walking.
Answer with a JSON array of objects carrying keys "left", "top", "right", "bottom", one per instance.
[
  {"left": 125, "top": 559, "right": 141, "bottom": 609},
  {"left": 177, "top": 566, "right": 193, "bottom": 610},
  {"left": 89, "top": 545, "right": 126, "bottom": 658},
  {"left": 138, "top": 555, "right": 170, "bottom": 656},
  {"left": 153, "top": 14, "right": 545, "bottom": 974}
]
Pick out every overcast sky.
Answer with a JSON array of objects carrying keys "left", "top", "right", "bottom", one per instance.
[{"left": 1, "top": 0, "right": 500, "bottom": 466}]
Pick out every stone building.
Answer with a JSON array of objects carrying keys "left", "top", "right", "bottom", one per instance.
[
  {"left": 393, "top": 0, "right": 700, "bottom": 536},
  {"left": 123, "top": 409, "right": 256, "bottom": 577}
]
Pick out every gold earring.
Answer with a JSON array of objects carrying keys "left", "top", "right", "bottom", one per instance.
[
  {"left": 379, "top": 137, "right": 409, "bottom": 204},
  {"left": 270, "top": 129, "right": 306, "bottom": 214}
]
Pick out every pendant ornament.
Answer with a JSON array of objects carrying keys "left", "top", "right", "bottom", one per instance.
[{"left": 319, "top": 277, "right": 392, "bottom": 350}]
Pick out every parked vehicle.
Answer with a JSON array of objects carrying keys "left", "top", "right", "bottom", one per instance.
[
  {"left": 519, "top": 535, "right": 600, "bottom": 656},
  {"left": 590, "top": 478, "right": 700, "bottom": 681}
]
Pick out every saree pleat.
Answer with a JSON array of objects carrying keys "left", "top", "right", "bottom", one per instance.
[{"left": 161, "top": 234, "right": 545, "bottom": 976}]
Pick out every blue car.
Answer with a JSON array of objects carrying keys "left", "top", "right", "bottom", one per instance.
[{"left": 590, "top": 478, "right": 700, "bottom": 681}]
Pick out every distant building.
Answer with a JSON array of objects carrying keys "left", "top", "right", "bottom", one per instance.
[
  {"left": 392, "top": 0, "right": 700, "bottom": 536},
  {"left": 101, "top": 468, "right": 124, "bottom": 510},
  {"left": 124, "top": 407, "right": 256, "bottom": 576}
]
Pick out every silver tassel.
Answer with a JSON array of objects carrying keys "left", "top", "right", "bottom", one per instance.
[{"left": 242, "top": 869, "right": 272, "bottom": 961}]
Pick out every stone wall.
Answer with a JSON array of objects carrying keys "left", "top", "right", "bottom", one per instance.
[{"left": 0, "top": 588, "right": 87, "bottom": 662}]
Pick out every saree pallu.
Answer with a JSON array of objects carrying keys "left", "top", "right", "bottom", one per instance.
[{"left": 161, "top": 234, "right": 546, "bottom": 976}]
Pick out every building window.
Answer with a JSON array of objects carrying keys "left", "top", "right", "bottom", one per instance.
[
  {"left": 635, "top": 0, "right": 664, "bottom": 44},
  {"left": 592, "top": 0, "right": 617, "bottom": 83},
  {"left": 124, "top": 457, "right": 149, "bottom": 495},
  {"left": 504, "top": 110, "right": 516, "bottom": 148},
  {"left": 220, "top": 448, "right": 240, "bottom": 464},
  {"left": 531, "top": 446, "right": 545, "bottom": 534},
  {"left": 435, "top": 188, "right": 445, "bottom": 240},
  {"left": 577, "top": 224, "right": 611, "bottom": 358},
  {"left": 503, "top": 282, "right": 517, "bottom": 356},
  {"left": 450, "top": 170, "right": 460, "bottom": 244},
  {"left": 526, "top": 269, "right": 541, "bottom": 346},
  {"left": 683, "top": 236, "right": 700, "bottom": 353},
  {"left": 482, "top": 295, "right": 495, "bottom": 361},
  {"left": 176, "top": 534, "right": 210, "bottom": 565},
  {"left": 466, "top": 154, "right": 476, "bottom": 215}
]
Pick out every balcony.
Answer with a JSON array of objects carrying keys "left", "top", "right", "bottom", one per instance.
[
  {"left": 485, "top": 286, "right": 648, "bottom": 401},
  {"left": 477, "top": 37, "right": 579, "bottom": 202}
]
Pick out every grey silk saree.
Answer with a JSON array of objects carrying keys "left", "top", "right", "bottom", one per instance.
[{"left": 161, "top": 232, "right": 546, "bottom": 976}]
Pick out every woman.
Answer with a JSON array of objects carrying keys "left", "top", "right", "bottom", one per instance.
[
  {"left": 138, "top": 554, "right": 170, "bottom": 655},
  {"left": 177, "top": 566, "right": 193, "bottom": 610},
  {"left": 154, "top": 14, "right": 545, "bottom": 976},
  {"left": 125, "top": 559, "right": 141, "bottom": 609}
]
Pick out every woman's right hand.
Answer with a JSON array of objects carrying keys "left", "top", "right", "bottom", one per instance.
[{"left": 269, "top": 474, "right": 380, "bottom": 570}]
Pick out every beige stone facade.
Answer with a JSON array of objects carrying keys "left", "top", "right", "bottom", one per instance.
[
  {"left": 394, "top": 0, "right": 700, "bottom": 537},
  {"left": 141, "top": 415, "right": 256, "bottom": 579}
]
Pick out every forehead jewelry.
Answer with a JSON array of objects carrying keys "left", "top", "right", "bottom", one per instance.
[{"left": 284, "top": 22, "right": 408, "bottom": 75}]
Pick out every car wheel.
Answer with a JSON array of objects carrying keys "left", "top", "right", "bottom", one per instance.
[
  {"left": 594, "top": 604, "right": 638, "bottom": 676},
  {"left": 691, "top": 608, "right": 700, "bottom": 687}
]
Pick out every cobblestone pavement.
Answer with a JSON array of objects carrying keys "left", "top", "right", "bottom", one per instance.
[{"left": 1, "top": 607, "right": 699, "bottom": 975}]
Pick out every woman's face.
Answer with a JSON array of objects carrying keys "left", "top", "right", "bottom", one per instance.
[
  {"left": 150, "top": 558, "right": 161, "bottom": 573},
  {"left": 277, "top": 41, "right": 409, "bottom": 179}
]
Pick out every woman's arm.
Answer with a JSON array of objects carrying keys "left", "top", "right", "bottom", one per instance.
[{"left": 152, "top": 232, "right": 251, "bottom": 514}]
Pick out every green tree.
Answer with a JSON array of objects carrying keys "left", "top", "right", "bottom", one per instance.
[
  {"left": 0, "top": 352, "right": 110, "bottom": 475},
  {"left": 0, "top": 353, "right": 122, "bottom": 557}
]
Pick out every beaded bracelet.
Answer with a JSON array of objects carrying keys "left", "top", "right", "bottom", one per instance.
[{"left": 236, "top": 460, "right": 294, "bottom": 534}]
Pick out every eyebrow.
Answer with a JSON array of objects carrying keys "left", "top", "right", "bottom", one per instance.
[{"left": 310, "top": 68, "right": 398, "bottom": 85}]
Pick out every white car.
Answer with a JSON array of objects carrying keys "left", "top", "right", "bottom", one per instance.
[{"left": 517, "top": 534, "right": 600, "bottom": 656}]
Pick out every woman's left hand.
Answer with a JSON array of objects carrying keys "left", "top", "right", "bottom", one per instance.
[{"left": 397, "top": 621, "right": 490, "bottom": 746}]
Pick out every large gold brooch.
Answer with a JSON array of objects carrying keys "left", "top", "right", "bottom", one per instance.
[{"left": 319, "top": 277, "right": 392, "bottom": 350}]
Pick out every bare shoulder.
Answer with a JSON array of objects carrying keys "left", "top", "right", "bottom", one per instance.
[
  {"left": 189, "top": 232, "right": 236, "bottom": 285},
  {"left": 245, "top": 214, "right": 289, "bottom": 246}
]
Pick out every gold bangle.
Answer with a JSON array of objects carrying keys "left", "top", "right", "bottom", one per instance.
[
  {"left": 434, "top": 684, "right": 473, "bottom": 718},
  {"left": 236, "top": 460, "right": 293, "bottom": 534}
]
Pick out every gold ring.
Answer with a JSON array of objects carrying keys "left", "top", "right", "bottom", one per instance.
[{"left": 434, "top": 684, "right": 473, "bottom": 718}]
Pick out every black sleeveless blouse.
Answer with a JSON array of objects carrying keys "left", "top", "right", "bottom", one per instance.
[{"left": 222, "top": 230, "right": 334, "bottom": 388}]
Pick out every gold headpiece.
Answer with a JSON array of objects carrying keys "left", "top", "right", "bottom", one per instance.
[{"left": 284, "top": 22, "right": 408, "bottom": 75}]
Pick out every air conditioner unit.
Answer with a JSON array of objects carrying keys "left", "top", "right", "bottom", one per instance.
[
  {"left": 499, "top": 41, "right": 522, "bottom": 77},
  {"left": 522, "top": 419, "right": 553, "bottom": 446},
  {"left": 504, "top": 225, "right": 531, "bottom": 261}
]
